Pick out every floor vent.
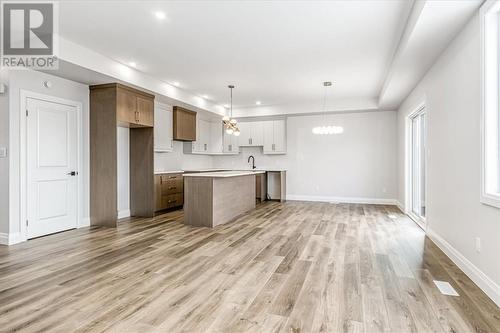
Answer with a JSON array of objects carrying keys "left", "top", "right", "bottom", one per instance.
[{"left": 433, "top": 280, "right": 460, "bottom": 296}]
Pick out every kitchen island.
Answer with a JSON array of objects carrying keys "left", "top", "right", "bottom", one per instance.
[{"left": 183, "top": 170, "right": 265, "bottom": 227}]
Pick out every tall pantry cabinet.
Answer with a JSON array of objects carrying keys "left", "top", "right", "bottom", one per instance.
[{"left": 90, "top": 83, "right": 155, "bottom": 227}]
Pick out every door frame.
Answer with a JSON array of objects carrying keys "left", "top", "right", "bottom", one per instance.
[
  {"left": 405, "top": 102, "right": 428, "bottom": 231},
  {"left": 19, "top": 90, "right": 84, "bottom": 241}
]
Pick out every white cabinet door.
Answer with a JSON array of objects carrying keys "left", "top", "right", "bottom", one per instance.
[
  {"left": 231, "top": 133, "right": 240, "bottom": 153},
  {"left": 251, "top": 121, "right": 264, "bottom": 146},
  {"left": 154, "top": 103, "right": 173, "bottom": 152},
  {"left": 238, "top": 122, "right": 252, "bottom": 146},
  {"left": 199, "top": 119, "right": 210, "bottom": 152},
  {"left": 263, "top": 121, "right": 274, "bottom": 153},
  {"left": 273, "top": 120, "right": 286, "bottom": 153},
  {"left": 223, "top": 128, "right": 240, "bottom": 153},
  {"left": 210, "top": 121, "right": 223, "bottom": 153}
]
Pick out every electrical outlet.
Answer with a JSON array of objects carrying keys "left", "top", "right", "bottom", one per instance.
[
  {"left": 0, "top": 147, "right": 6, "bottom": 158},
  {"left": 475, "top": 237, "right": 481, "bottom": 253}
]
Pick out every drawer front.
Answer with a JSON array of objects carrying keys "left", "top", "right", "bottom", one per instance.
[
  {"left": 161, "top": 174, "right": 182, "bottom": 182},
  {"left": 161, "top": 193, "right": 183, "bottom": 209},
  {"left": 162, "top": 179, "right": 183, "bottom": 195}
]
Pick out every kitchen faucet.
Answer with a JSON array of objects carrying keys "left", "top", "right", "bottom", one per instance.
[{"left": 248, "top": 155, "right": 256, "bottom": 169}]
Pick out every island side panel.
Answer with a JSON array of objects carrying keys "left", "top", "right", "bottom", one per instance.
[
  {"left": 184, "top": 177, "right": 214, "bottom": 227},
  {"left": 212, "top": 175, "right": 256, "bottom": 227}
]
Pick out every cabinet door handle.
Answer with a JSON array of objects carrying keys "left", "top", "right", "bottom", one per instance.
[
  {"left": 168, "top": 176, "right": 177, "bottom": 179},
  {"left": 168, "top": 186, "right": 176, "bottom": 190},
  {"left": 160, "top": 176, "right": 163, "bottom": 184},
  {"left": 204, "top": 143, "right": 207, "bottom": 151},
  {"left": 272, "top": 143, "right": 275, "bottom": 151},
  {"left": 229, "top": 144, "right": 232, "bottom": 151},
  {"left": 249, "top": 138, "right": 252, "bottom": 145}
]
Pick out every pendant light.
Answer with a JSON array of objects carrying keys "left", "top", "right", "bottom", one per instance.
[
  {"left": 223, "top": 85, "right": 240, "bottom": 136},
  {"left": 312, "top": 81, "right": 344, "bottom": 135}
]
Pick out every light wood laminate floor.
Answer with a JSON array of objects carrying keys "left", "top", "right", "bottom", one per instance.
[{"left": 0, "top": 202, "right": 499, "bottom": 332}]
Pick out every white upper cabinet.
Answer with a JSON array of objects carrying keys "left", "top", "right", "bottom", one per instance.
[
  {"left": 263, "top": 120, "right": 286, "bottom": 154},
  {"left": 210, "top": 121, "right": 223, "bottom": 154},
  {"left": 154, "top": 102, "right": 173, "bottom": 152},
  {"left": 223, "top": 127, "right": 239, "bottom": 154},
  {"left": 192, "top": 119, "right": 210, "bottom": 152},
  {"left": 239, "top": 121, "right": 264, "bottom": 146},
  {"left": 184, "top": 118, "right": 232, "bottom": 155}
]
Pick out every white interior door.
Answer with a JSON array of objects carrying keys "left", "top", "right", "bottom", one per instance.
[{"left": 27, "top": 97, "right": 78, "bottom": 239}]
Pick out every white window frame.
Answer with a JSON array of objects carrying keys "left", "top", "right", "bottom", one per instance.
[
  {"left": 406, "top": 103, "right": 427, "bottom": 231},
  {"left": 481, "top": 0, "right": 500, "bottom": 209}
]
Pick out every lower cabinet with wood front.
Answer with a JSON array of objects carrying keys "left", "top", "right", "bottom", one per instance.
[{"left": 154, "top": 173, "right": 184, "bottom": 212}]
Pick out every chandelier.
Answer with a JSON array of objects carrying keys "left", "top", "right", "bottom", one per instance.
[
  {"left": 312, "top": 81, "right": 344, "bottom": 135},
  {"left": 222, "top": 85, "right": 240, "bottom": 136}
]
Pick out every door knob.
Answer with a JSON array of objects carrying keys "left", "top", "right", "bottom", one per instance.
[{"left": 67, "top": 171, "right": 78, "bottom": 176}]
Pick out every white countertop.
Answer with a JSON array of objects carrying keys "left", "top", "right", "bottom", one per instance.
[
  {"left": 183, "top": 170, "right": 266, "bottom": 178},
  {"left": 238, "top": 169, "right": 287, "bottom": 172},
  {"left": 154, "top": 170, "right": 184, "bottom": 175},
  {"left": 154, "top": 168, "right": 286, "bottom": 175},
  {"left": 182, "top": 168, "right": 229, "bottom": 173}
]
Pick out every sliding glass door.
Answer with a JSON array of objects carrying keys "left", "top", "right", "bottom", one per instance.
[{"left": 410, "top": 110, "right": 426, "bottom": 226}]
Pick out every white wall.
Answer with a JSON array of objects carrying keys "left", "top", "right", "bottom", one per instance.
[
  {"left": 154, "top": 141, "right": 214, "bottom": 172},
  {"left": 5, "top": 70, "right": 90, "bottom": 244},
  {"left": 0, "top": 70, "right": 9, "bottom": 236},
  {"left": 214, "top": 111, "right": 398, "bottom": 203},
  {"left": 117, "top": 127, "right": 130, "bottom": 218},
  {"left": 397, "top": 13, "right": 500, "bottom": 305}
]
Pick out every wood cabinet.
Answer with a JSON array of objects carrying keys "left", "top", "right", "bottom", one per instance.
[
  {"left": 154, "top": 102, "right": 174, "bottom": 152},
  {"left": 90, "top": 83, "right": 155, "bottom": 227},
  {"left": 238, "top": 121, "right": 264, "bottom": 146},
  {"left": 263, "top": 120, "right": 286, "bottom": 154},
  {"left": 155, "top": 173, "right": 184, "bottom": 211},
  {"left": 115, "top": 84, "right": 154, "bottom": 127},
  {"left": 173, "top": 106, "right": 197, "bottom": 141}
]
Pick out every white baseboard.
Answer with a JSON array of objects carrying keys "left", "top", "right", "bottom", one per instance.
[
  {"left": 0, "top": 232, "right": 24, "bottom": 245},
  {"left": 79, "top": 217, "right": 90, "bottom": 228},
  {"left": 0, "top": 233, "right": 8, "bottom": 245},
  {"left": 118, "top": 209, "right": 131, "bottom": 219},
  {"left": 286, "top": 195, "right": 398, "bottom": 205},
  {"left": 395, "top": 200, "right": 405, "bottom": 213},
  {"left": 427, "top": 228, "right": 500, "bottom": 307}
]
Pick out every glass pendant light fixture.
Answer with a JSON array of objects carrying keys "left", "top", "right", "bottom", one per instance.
[
  {"left": 312, "top": 81, "right": 344, "bottom": 135},
  {"left": 223, "top": 85, "right": 240, "bottom": 136}
]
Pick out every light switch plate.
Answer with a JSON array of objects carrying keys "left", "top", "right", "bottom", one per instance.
[{"left": 0, "top": 147, "right": 7, "bottom": 158}]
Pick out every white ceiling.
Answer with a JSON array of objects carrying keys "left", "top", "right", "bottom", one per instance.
[{"left": 59, "top": 0, "right": 411, "bottom": 110}]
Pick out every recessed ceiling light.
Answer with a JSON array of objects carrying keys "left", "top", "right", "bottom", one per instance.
[
  {"left": 256, "top": 101, "right": 261, "bottom": 105},
  {"left": 173, "top": 81, "right": 180, "bottom": 87},
  {"left": 128, "top": 61, "right": 137, "bottom": 68},
  {"left": 154, "top": 11, "right": 166, "bottom": 20}
]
